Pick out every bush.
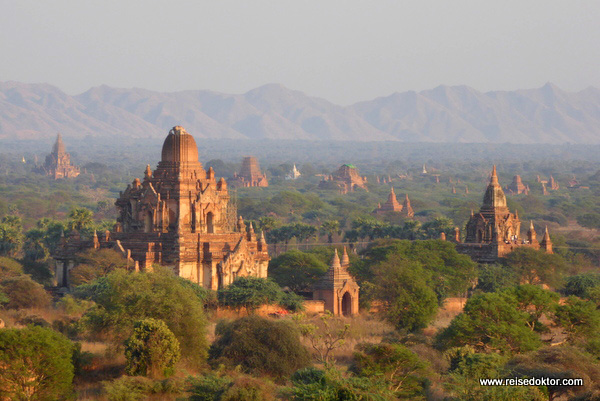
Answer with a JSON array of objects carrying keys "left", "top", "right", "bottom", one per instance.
[
  {"left": 187, "top": 373, "right": 276, "bottom": 401},
  {"left": 55, "top": 294, "right": 95, "bottom": 315},
  {"left": 187, "top": 374, "right": 232, "bottom": 401},
  {"left": 104, "top": 376, "right": 153, "bottom": 401},
  {"left": 16, "top": 314, "right": 50, "bottom": 327},
  {"left": 75, "top": 268, "right": 208, "bottom": 367},
  {"left": 209, "top": 315, "right": 310, "bottom": 379},
  {"left": 0, "top": 275, "right": 51, "bottom": 309},
  {"left": 0, "top": 326, "right": 75, "bottom": 401},
  {"left": 125, "top": 318, "right": 181, "bottom": 378},
  {"left": 0, "top": 256, "right": 24, "bottom": 279},
  {"left": 104, "top": 376, "right": 185, "bottom": 401},
  {"left": 351, "top": 342, "right": 429, "bottom": 398},
  {"left": 287, "top": 367, "right": 395, "bottom": 401},
  {"left": 280, "top": 291, "right": 305, "bottom": 312}
]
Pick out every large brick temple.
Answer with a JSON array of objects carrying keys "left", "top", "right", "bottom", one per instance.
[
  {"left": 456, "top": 166, "right": 552, "bottom": 263},
  {"left": 38, "top": 133, "right": 80, "bottom": 179},
  {"left": 55, "top": 126, "right": 269, "bottom": 289}
]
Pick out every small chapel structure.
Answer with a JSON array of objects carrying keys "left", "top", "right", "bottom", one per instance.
[{"left": 312, "top": 248, "right": 359, "bottom": 316}]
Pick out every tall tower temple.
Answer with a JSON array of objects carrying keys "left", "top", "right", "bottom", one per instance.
[
  {"left": 40, "top": 133, "right": 80, "bottom": 179},
  {"left": 103, "top": 126, "right": 268, "bottom": 289}
]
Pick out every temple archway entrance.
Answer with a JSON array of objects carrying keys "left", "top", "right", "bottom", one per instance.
[
  {"left": 144, "top": 211, "right": 152, "bottom": 233},
  {"left": 476, "top": 229, "right": 483, "bottom": 242},
  {"left": 341, "top": 292, "right": 352, "bottom": 316},
  {"left": 207, "top": 212, "right": 214, "bottom": 233}
]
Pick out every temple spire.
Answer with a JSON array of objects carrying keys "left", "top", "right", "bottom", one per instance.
[
  {"left": 540, "top": 226, "right": 553, "bottom": 253},
  {"left": 341, "top": 246, "right": 350, "bottom": 268},
  {"left": 52, "top": 133, "right": 66, "bottom": 155},
  {"left": 482, "top": 165, "right": 507, "bottom": 209}
]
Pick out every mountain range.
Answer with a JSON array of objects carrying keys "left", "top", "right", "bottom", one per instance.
[{"left": 1, "top": 81, "right": 600, "bottom": 143}]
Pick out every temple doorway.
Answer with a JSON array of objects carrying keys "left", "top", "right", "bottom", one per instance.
[{"left": 341, "top": 292, "right": 352, "bottom": 316}]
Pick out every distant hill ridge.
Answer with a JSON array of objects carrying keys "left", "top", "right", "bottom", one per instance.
[{"left": 1, "top": 81, "right": 599, "bottom": 143}]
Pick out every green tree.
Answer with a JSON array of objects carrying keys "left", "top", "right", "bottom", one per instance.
[
  {"left": 502, "top": 247, "right": 568, "bottom": 287},
  {"left": 297, "top": 312, "right": 350, "bottom": 366},
  {"left": 69, "top": 248, "right": 128, "bottom": 286},
  {"left": 320, "top": 220, "right": 340, "bottom": 244},
  {"left": 576, "top": 213, "right": 600, "bottom": 230},
  {"left": 553, "top": 296, "right": 600, "bottom": 343},
  {"left": 358, "top": 239, "right": 476, "bottom": 302},
  {"left": 209, "top": 315, "right": 310, "bottom": 379},
  {"left": 421, "top": 216, "right": 455, "bottom": 239},
  {"left": 0, "top": 326, "right": 74, "bottom": 401},
  {"left": 503, "top": 285, "right": 559, "bottom": 332},
  {"left": 0, "top": 215, "right": 24, "bottom": 257},
  {"left": 444, "top": 347, "right": 545, "bottom": 401},
  {"left": 563, "top": 273, "right": 600, "bottom": 298},
  {"left": 268, "top": 250, "right": 328, "bottom": 292},
  {"left": 507, "top": 346, "right": 600, "bottom": 401},
  {"left": 370, "top": 258, "right": 438, "bottom": 332},
  {"left": 124, "top": 318, "right": 181, "bottom": 378},
  {"left": 67, "top": 207, "right": 94, "bottom": 232},
  {"left": 258, "top": 216, "right": 280, "bottom": 234},
  {"left": 0, "top": 275, "right": 51, "bottom": 309},
  {"left": 0, "top": 256, "right": 24, "bottom": 280},
  {"left": 75, "top": 268, "right": 208, "bottom": 367},
  {"left": 436, "top": 291, "right": 542, "bottom": 354},
  {"left": 217, "top": 276, "right": 282, "bottom": 314},
  {"left": 476, "top": 263, "right": 519, "bottom": 292},
  {"left": 351, "top": 342, "right": 429, "bottom": 398}
]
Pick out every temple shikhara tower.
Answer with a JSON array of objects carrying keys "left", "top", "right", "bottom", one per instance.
[
  {"left": 40, "top": 133, "right": 80, "bottom": 179},
  {"left": 506, "top": 175, "right": 529, "bottom": 195},
  {"left": 313, "top": 248, "right": 359, "bottom": 316},
  {"left": 231, "top": 156, "right": 269, "bottom": 187},
  {"left": 456, "top": 166, "right": 553, "bottom": 263},
  {"left": 374, "top": 187, "right": 414, "bottom": 217},
  {"left": 55, "top": 127, "right": 269, "bottom": 289}
]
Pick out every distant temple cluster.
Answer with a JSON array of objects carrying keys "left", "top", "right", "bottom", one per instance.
[
  {"left": 55, "top": 127, "right": 270, "bottom": 290},
  {"left": 231, "top": 156, "right": 269, "bottom": 187},
  {"left": 37, "top": 134, "right": 80, "bottom": 179},
  {"left": 319, "top": 164, "right": 368, "bottom": 194},
  {"left": 373, "top": 187, "right": 414, "bottom": 218},
  {"left": 455, "top": 166, "right": 553, "bottom": 263}
]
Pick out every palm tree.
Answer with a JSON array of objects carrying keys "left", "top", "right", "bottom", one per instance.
[{"left": 320, "top": 220, "right": 341, "bottom": 244}]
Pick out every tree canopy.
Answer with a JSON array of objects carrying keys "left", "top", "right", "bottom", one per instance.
[{"left": 74, "top": 267, "right": 208, "bottom": 367}]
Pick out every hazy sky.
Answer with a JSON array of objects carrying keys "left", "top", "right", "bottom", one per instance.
[{"left": 2, "top": 0, "right": 599, "bottom": 104}]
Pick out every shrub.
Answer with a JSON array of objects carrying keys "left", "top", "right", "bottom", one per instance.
[
  {"left": 75, "top": 268, "right": 208, "bottom": 367},
  {"left": 0, "top": 326, "right": 74, "bottom": 401},
  {"left": 125, "top": 318, "right": 180, "bottom": 378},
  {"left": 104, "top": 376, "right": 153, "bottom": 401},
  {"left": 0, "top": 275, "right": 51, "bottom": 309},
  {"left": 209, "top": 315, "right": 310, "bottom": 379},
  {"left": 187, "top": 374, "right": 232, "bottom": 401},
  {"left": 351, "top": 342, "right": 429, "bottom": 398},
  {"left": 0, "top": 256, "right": 24, "bottom": 279}
]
